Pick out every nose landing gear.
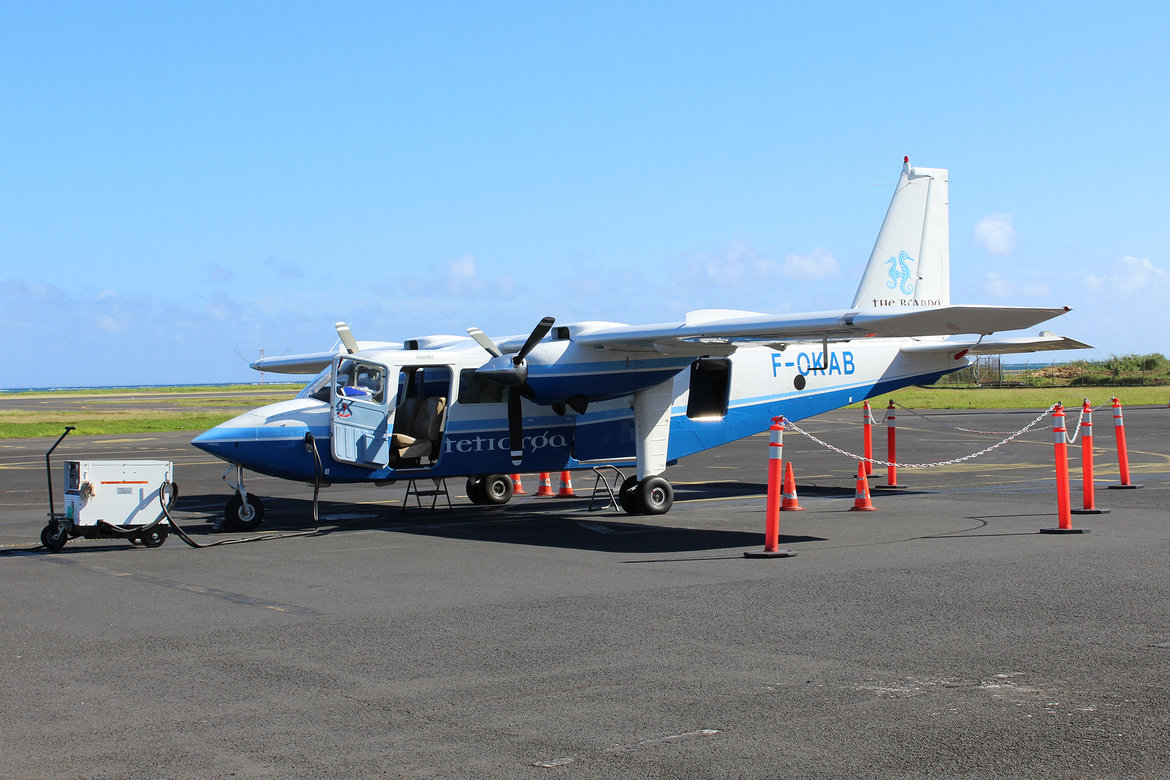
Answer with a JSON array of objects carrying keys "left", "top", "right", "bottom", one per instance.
[{"left": 220, "top": 465, "right": 266, "bottom": 532}]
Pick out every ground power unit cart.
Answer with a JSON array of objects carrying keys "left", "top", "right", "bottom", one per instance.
[{"left": 41, "top": 428, "right": 176, "bottom": 552}]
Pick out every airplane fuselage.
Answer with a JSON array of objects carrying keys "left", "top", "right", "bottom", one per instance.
[{"left": 192, "top": 337, "right": 961, "bottom": 485}]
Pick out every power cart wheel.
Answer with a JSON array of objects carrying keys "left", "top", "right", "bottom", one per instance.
[
  {"left": 139, "top": 527, "right": 168, "bottom": 548},
  {"left": 40, "top": 522, "right": 68, "bottom": 553}
]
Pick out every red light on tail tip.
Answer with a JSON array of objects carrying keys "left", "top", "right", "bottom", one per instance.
[{"left": 904, "top": 156, "right": 909, "bottom": 163}]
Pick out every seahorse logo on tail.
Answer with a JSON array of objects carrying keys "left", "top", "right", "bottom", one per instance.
[{"left": 885, "top": 250, "right": 915, "bottom": 296}]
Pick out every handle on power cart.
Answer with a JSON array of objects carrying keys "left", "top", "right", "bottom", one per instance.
[{"left": 45, "top": 426, "right": 76, "bottom": 520}]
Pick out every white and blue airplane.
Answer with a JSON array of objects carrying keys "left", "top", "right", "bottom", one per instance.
[{"left": 193, "top": 158, "right": 1088, "bottom": 530}]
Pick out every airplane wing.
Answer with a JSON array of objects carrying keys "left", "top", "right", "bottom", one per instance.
[
  {"left": 251, "top": 351, "right": 343, "bottom": 374},
  {"left": 571, "top": 305, "right": 1074, "bottom": 355},
  {"left": 250, "top": 342, "right": 402, "bottom": 374}
]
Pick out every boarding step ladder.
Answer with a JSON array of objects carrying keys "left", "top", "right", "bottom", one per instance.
[
  {"left": 588, "top": 465, "right": 627, "bottom": 512},
  {"left": 401, "top": 478, "right": 452, "bottom": 514}
]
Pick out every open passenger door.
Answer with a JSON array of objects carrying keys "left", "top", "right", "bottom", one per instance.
[{"left": 330, "top": 356, "right": 393, "bottom": 468}]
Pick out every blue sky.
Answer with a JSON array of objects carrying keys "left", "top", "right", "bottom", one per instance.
[{"left": 2, "top": 2, "right": 1167, "bottom": 388}]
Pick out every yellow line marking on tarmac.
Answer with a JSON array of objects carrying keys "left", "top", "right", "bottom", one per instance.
[{"left": 37, "top": 557, "right": 324, "bottom": 615}]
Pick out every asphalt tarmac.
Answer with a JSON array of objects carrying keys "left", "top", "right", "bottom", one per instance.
[{"left": 1, "top": 404, "right": 1168, "bottom": 779}]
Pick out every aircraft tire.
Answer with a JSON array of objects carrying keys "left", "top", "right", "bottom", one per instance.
[
  {"left": 618, "top": 476, "right": 642, "bottom": 515},
  {"left": 465, "top": 476, "right": 487, "bottom": 505},
  {"left": 637, "top": 476, "right": 674, "bottom": 515},
  {"left": 224, "top": 493, "right": 265, "bottom": 532},
  {"left": 480, "top": 474, "right": 514, "bottom": 505}
]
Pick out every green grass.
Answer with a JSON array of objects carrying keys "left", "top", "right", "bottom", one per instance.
[
  {"left": 0, "top": 414, "right": 238, "bottom": 439},
  {"left": 848, "top": 385, "right": 1170, "bottom": 410},
  {"left": 2, "top": 383, "right": 301, "bottom": 397},
  {"left": 3, "top": 384, "right": 1167, "bottom": 439}
]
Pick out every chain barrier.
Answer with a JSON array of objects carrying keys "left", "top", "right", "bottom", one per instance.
[
  {"left": 1063, "top": 403, "right": 1087, "bottom": 445},
  {"left": 786, "top": 403, "right": 1060, "bottom": 469},
  {"left": 884, "top": 399, "right": 1102, "bottom": 444},
  {"left": 890, "top": 401, "right": 1021, "bottom": 436}
]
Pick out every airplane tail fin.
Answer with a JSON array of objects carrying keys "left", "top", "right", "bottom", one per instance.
[{"left": 851, "top": 158, "right": 950, "bottom": 309}]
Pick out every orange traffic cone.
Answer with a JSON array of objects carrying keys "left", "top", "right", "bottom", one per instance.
[
  {"left": 536, "top": 472, "right": 555, "bottom": 497},
  {"left": 510, "top": 474, "right": 528, "bottom": 495},
  {"left": 556, "top": 470, "right": 576, "bottom": 497},
  {"left": 850, "top": 462, "right": 877, "bottom": 511},
  {"left": 780, "top": 461, "right": 804, "bottom": 511}
]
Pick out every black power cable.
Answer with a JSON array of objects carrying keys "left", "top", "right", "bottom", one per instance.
[{"left": 157, "top": 432, "right": 325, "bottom": 549}]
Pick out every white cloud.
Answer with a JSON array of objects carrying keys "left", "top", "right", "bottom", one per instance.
[
  {"left": 984, "top": 271, "right": 1050, "bottom": 299},
  {"left": 205, "top": 263, "right": 236, "bottom": 282},
  {"left": 972, "top": 213, "right": 1017, "bottom": 256},
  {"left": 1083, "top": 255, "right": 1169, "bottom": 294},
  {"left": 394, "top": 254, "right": 518, "bottom": 301},
  {"left": 263, "top": 255, "right": 304, "bottom": 279},
  {"left": 680, "top": 239, "right": 840, "bottom": 287},
  {"left": 780, "top": 247, "right": 840, "bottom": 281}
]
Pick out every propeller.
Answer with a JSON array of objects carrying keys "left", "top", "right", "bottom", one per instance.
[{"left": 467, "top": 316, "right": 555, "bottom": 465}]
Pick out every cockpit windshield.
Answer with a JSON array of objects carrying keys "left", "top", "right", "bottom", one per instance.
[{"left": 297, "top": 366, "right": 334, "bottom": 403}]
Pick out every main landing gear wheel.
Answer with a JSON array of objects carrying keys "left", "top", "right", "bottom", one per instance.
[
  {"left": 618, "top": 475, "right": 674, "bottom": 516},
  {"left": 466, "top": 476, "right": 486, "bottom": 505},
  {"left": 619, "top": 476, "right": 641, "bottom": 515},
  {"left": 480, "top": 474, "right": 514, "bottom": 505},
  {"left": 466, "top": 475, "right": 514, "bottom": 505},
  {"left": 224, "top": 492, "right": 265, "bottom": 532},
  {"left": 637, "top": 476, "right": 673, "bottom": 515}
]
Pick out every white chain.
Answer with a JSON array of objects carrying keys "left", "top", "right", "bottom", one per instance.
[
  {"left": 891, "top": 401, "right": 1020, "bottom": 436},
  {"left": 1063, "top": 403, "right": 1087, "bottom": 445},
  {"left": 888, "top": 399, "right": 1105, "bottom": 443},
  {"left": 784, "top": 403, "right": 1059, "bottom": 469}
]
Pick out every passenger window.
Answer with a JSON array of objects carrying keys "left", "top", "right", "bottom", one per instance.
[{"left": 457, "top": 369, "right": 505, "bottom": 404}]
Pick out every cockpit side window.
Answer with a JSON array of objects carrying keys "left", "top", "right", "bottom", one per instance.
[{"left": 334, "top": 359, "right": 386, "bottom": 404}]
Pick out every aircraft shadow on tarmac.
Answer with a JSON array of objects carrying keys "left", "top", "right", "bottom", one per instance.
[{"left": 172, "top": 492, "right": 826, "bottom": 555}]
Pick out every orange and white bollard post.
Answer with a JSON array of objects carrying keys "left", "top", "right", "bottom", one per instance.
[
  {"left": 1042, "top": 403, "right": 1088, "bottom": 534},
  {"left": 875, "top": 399, "right": 904, "bottom": 490},
  {"left": 1072, "top": 400, "right": 1109, "bottom": 515},
  {"left": 862, "top": 401, "right": 873, "bottom": 475},
  {"left": 1107, "top": 397, "right": 1142, "bottom": 489},
  {"left": 745, "top": 417, "right": 797, "bottom": 558}
]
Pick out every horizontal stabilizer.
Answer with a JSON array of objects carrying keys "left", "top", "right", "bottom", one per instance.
[{"left": 900, "top": 334, "right": 1092, "bottom": 357}]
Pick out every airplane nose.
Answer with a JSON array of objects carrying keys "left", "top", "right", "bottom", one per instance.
[{"left": 190, "top": 411, "right": 268, "bottom": 460}]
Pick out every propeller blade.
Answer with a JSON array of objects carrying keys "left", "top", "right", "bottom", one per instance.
[
  {"left": 508, "top": 389, "right": 524, "bottom": 465},
  {"left": 335, "top": 322, "right": 359, "bottom": 354},
  {"left": 514, "top": 316, "right": 555, "bottom": 365},
  {"left": 466, "top": 327, "right": 503, "bottom": 358}
]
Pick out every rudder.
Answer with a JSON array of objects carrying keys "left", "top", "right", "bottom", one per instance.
[{"left": 851, "top": 157, "right": 950, "bottom": 309}]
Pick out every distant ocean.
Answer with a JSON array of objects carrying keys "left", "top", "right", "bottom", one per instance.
[{"left": 0, "top": 381, "right": 299, "bottom": 394}]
